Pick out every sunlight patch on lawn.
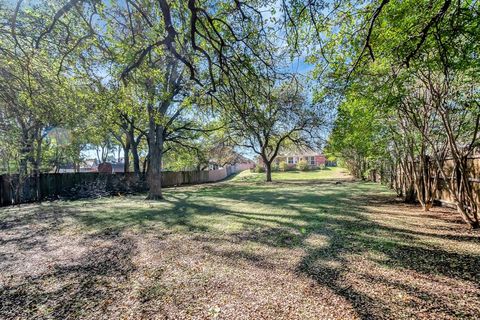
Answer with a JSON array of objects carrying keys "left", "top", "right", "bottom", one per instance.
[{"left": 304, "top": 233, "right": 330, "bottom": 248}]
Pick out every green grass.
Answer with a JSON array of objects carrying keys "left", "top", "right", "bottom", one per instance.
[
  {"left": 232, "top": 166, "right": 349, "bottom": 182},
  {"left": 1, "top": 168, "right": 480, "bottom": 319},
  {"left": 67, "top": 167, "right": 372, "bottom": 236}
]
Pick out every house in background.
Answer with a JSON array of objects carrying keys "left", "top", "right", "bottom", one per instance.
[
  {"left": 206, "top": 144, "right": 255, "bottom": 170},
  {"left": 208, "top": 153, "right": 255, "bottom": 170},
  {"left": 57, "top": 158, "right": 129, "bottom": 173},
  {"left": 258, "top": 148, "right": 330, "bottom": 169},
  {"left": 57, "top": 159, "right": 98, "bottom": 173}
]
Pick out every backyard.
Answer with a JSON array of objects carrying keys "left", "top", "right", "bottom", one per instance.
[{"left": 1, "top": 168, "right": 479, "bottom": 319}]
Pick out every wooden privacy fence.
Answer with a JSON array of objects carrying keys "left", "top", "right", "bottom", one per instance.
[
  {"left": 208, "top": 163, "right": 252, "bottom": 181},
  {"left": 433, "top": 157, "right": 480, "bottom": 205},
  {"left": 0, "top": 163, "right": 253, "bottom": 207},
  {"left": 372, "top": 156, "right": 480, "bottom": 206}
]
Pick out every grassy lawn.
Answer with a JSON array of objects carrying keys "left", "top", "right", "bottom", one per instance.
[
  {"left": 232, "top": 166, "right": 350, "bottom": 182},
  {"left": 1, "top": 168, "right": 479, "bottom": 319}
]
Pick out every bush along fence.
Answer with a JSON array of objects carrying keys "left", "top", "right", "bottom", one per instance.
[
  {"left": 0, "top": 163, "right": 253, "bottom": 207},
  {"left": 367, "top": 156, "right": 480, "bottom": 214}
]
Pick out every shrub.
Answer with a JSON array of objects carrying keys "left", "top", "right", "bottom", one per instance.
[
  {"left": 272, "top": 163, "right": 279, "bottom": 172},
  {"left": 279, "top": 161, "right": 289, "bottom": 172},
  {"left": 297, "top": 160, "right": 309, "bottom": 171},
  {"left": 254, "top": 165, "right": 265, "bottom": 173}
]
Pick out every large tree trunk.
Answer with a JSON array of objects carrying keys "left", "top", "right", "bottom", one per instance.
[
  {"left": 404, "top": 161, "right": 417, "bottom": 203},
  {"left": 404, "top": 183, "right": 417, "bottom": 204},
  {"left": 147, "top": 145, "right": 163, "bottom": 199},
  {"left": 420, "top": 155, "right": 435, "bottom": 211},
  {"left": 124, "top": 124, "right": 142, "bottom": 175},
  {"left": 411, "top": 152, "right": 428, "bottom": 211},
  {"left": 131, "top": 142, "right": 141, "bottom": 175},
  {"left": 123, "top": 146, "right": 130, "bottom": 173},
  {"left": 265, "top": 162, "right": 272, "bottom": 182},
  {"left": 143, "top": 59, "right": 181, "bottom": 198},
  {"left": 260, "top": 153, "right": 273, "bottom": 182},
  {"left": 146, "top": 109, "right": 164, "bottom": 200},
  {"left": 123, "top": 133, "right": 131, "bottom": 173}
]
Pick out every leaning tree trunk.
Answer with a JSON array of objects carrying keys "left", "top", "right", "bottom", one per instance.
[{"left": 453, "top": 157, "right": 479, "bottom": 229}]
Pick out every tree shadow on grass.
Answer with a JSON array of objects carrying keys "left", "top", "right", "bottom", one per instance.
[
  {"left": 167, "top": 182, "right": 480, "bottom": 319},
  {"left": 1, "top": 180, "right": 479, "bottom": 319},
  {"left": 70, "top": 182, "right": 480, "bottom": 283},
  {"left": 293, "top": 216, "right": 480, "bottom": 319},
  {"left": 0, "top": 229, "right": 136, "bottom": 319}
]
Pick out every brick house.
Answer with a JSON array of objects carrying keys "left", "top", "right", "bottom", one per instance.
[{"left": 258, "top": 149, "right": 327, "bottom": 169}]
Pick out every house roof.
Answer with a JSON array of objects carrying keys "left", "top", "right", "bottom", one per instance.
[
  {"left": 208, "top": 146, "right": 254, "bottom": 166},
  {"left": 279, "top": 146, "right": 323, "bottom": 157}
]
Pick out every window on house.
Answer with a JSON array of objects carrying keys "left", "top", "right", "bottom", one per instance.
[
  {"left": 287, "top": 157, "right": 294, "bottom": 164},
  {"left": 310, "top": 156, "right": 315, "bottom": 165}
]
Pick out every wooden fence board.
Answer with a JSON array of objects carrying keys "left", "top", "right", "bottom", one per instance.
[
  {"left": 382, "top": 157, "right": 480, "bottom": 207},
  {"left": 0, "top": 164, "right": 253, "bottom": 207}
]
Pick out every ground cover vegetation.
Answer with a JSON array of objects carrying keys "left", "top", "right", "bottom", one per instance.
[{"left": 1, "top": 170, "right": 479, "bottom": 319}]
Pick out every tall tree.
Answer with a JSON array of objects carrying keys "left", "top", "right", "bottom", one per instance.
[
  {"left": 0, "top": 1, "right": 92, "bottom": 199},
  {"left": 224, "top": 78, "right": 325, "bottom": 182}
]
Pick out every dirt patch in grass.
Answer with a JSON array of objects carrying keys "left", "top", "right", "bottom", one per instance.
[{"left": 1, "top": 176, "right": 479, "bottom": 319}]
